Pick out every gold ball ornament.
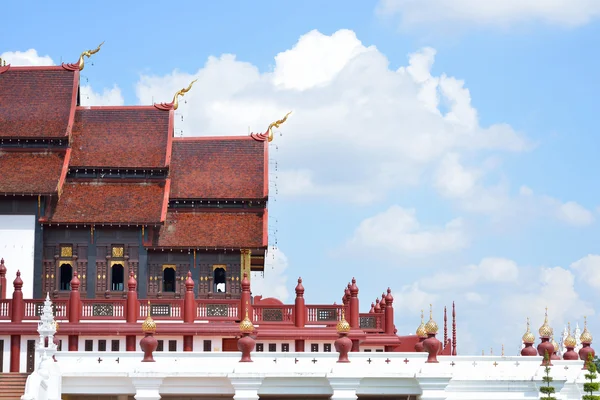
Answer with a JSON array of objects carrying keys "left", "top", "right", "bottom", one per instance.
[
  {"left": 336, "top": 311, "right": 351, "bottom": 334},
  {"left": 581, "top": 317, "right": 593, "bottom": 343},
  {"left": 538, "top": 307, "right": 553, "bottom": 338},
  {"left": 425, "top": 304, "right": 438, "bottom": 335},
  {"left": 239, "top": 307, "right": 254, "bottom": 334}
]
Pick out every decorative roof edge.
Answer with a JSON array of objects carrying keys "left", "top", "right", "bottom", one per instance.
[
  {"left": 154, "top": 102, "right": 174, "bottom": 111},
  {"left": 56, "top": 148, "right": 72, "bottom": 199},
  {"left": 160, "top": 178, "right": 171, "bottom": 223},
  {"left": 250, "top": 111, "right": 292, "bottom": 142},
  {"left": 0, "top": 64, "right": 10, "bottom": 75}
]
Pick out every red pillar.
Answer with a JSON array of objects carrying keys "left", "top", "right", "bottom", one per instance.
[
  {"left": 379, "top": 293, "right": 387, "bottom": 333},
  {"left": 10, "top": 334, "right": 20, "bottom": 372},
  {"left": 183, "top": 335, "right": 193, "bottom": 351},
  {"left": 11, "top": 271, "right": 24, "bottom": 323},
  {"left": 68, "top": 271, "right": 81, "bottom": 323},
  {"left": 126, "top": 270, "right": 138, "bottom": 324},
  {"left": 68, "top": 335, "right": 78, "bottom": 351},
  {"left": 294, "top": 278, "right": 305, "bottom": 328},
  {"left": 349, "top": 278, "right": 359, "bottom": 329},
  {"left": 183, "top": 271, "right": 195, "bottom": 323},
  {"left": 295, "top": 339, "right": 305, "bottom": 352},
  {"left": 240, "top": 273, "right": 252, "bottom": 318},
  {"left": 384, "top": 288, "right": 394, "bottom": 335},
  {"left": 126, "top": 335, "right": 136, "bottom": 351},
  {"left": 0, "top": 258, "right": 7, "bottom": 299}
]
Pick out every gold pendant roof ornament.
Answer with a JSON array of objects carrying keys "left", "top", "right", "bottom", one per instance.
[
  {"left": 538, "top": 307, "right": 553, "bottom": 338},
  {"left": 77, "top": 42, "right": 104, "bottom": 71},
  {"left": 172, "top": 79, "right": 198, "bottom": 110},
  {"left": 416, "top": 309, "right": 427, "bottom": 338},
  {"left": 142, "top": 301, "right": 156, "bottom": 334},
  {"left": 424, "top": 304, "right": 438, "bottom": 335},
  {"left": 522, "top": 317, "right": 535, "bottom": 343},
  {"left": 336, "top": 309, "right": 351, "bottom": 334},
  {"left": 580, "top": 316, "right": 593, "bottom": 343}
]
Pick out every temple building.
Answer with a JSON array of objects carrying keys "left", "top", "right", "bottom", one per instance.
[{"left": 0, "top": 47, "right": 595, "bottom": 400}]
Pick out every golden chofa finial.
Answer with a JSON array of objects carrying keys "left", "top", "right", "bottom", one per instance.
[
  {"left": 266, "top": 111, "right": 292, "bottom": 142},
  {"left": 172, "top": 79, "right": 198, "bottom": 110},
  {"left": 77, "top": 41, "right": 104, "bottom": 71}
]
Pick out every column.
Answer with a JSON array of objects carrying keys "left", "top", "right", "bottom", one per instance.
[
  {"left": 328, "top": 377, "right": 361, "bottom": 400},
  {"left": 131, "top": 377, "right": 163, "bottom": 400},
  {"left": 10, "top": 335, "right": 20, "bottom": 372},
  {"left": 416, "top": 376, "right": 451, "bottom": 400},
  {"left": 138, "top": 232, "right": 148, "bottom": 299},
  {"left": 87, "top": 229, "right": 97, "bottom": 299},
  {"left": 33, "top": 221, "right": 43, "bottom": 298},
  {"left": 230, "top": 377, "right": 263, "bottom": 400}
]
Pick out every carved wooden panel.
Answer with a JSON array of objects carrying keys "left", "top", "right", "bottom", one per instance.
[
  {"left": 206, "top": 304, "right": 229, "bottom": 317},
  {"left": 263, "top": 308, "right": 284, "bottom": 322},
  {"left": 42, "top": 260, "right": 55, "bottom": 294},
  {"left": 96, "top": 261, "right": 107, "bottom": 292},
  {"left": 360, "top": 316, "right": 376, "bottom": 329},
  {"left": 93, "top": 304, "right": 114, "bottom": 317},
  {"left": 317, "top": 309, "right": 338, "bottom": 321},
  {"left": 77, "top": 261, "right": 87, "bottom": 294},
  {"left": 148, "top": 263, "right": 160, "bottom": 295}
]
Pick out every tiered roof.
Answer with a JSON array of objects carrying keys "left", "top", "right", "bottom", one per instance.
[{"left": 0, "top": 57, "right": 270, "bottom": 252}]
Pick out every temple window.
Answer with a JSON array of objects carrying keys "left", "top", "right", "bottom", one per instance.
[
  {"left": 268, "top": 343, "right": 276, "bottom": 352},
  {"left": 157, "top": 340, "right": 164, "bottom": 352},
  {"left": 84, "top": 340, "right": 93, "bottom": 352},
  {"left": 111, "top": 263, "right": 124, "bottom": 291},
  {"left": 213, "top": 266, "right": 226, "bottom": 293},
  {"left": 98, "top": 340, "right": 106, "bottom": 352},
  {"left": 256, "top": 343, "right": 264, "bottom": 352},
  {"left": 311, "top": 344, "right": 319, "bottom": 352},
  {"left": 324, "top": 344, "right": 332, "bottom": 352},
  {"left": 163, "top": 265, "right": 176, "bottom": 292},
  {"left": 111, "top": 340, "right": 120, "bottom": 351},
  {"left": 282, "top": 343, "right": 290, "bottom": 352},
  {"left": 168, "top": 340, "right": 177, "bottom": 352},
  {"left": 59, "top": 263, "right": 72, "bottom": 291},
  {"left": 203, "top": 340, "right": 212, "bottom": 352}
]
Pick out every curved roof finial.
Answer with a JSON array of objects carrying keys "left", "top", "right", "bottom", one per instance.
[
  {"left": 266, "top": 111, "right": 292, "bottom": 142},
  {"left": 172, "top": 79, "right": 198, "bottom": 110},
  {"left": 77, "top": 42, "right": 104, "bottom": 71}
]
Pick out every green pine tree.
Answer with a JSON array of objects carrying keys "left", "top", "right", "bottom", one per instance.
[
  {"left": 583, "top": 352, "right": 600, "bottom": 400},
  {"left": 540, "top": 351, "right": 556, "bottom": 400}
]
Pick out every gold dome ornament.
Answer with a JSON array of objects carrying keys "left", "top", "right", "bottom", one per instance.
[
  {"left": 425, "top": 304, "right": 439, "bottom": 335},
  {"left": 336, "top": 310, "right": 351, "bottom": 334},
  {"left": 552, "top": 337, "right": 559, "bottom": 352},
  {"left": 564, "top": 322, "right": 577, "bottom": 347},
  {"left": 239, "top": 305, "right": 255, "bottom": 334},
  {"left": 142, "top": 301, "right": 156, "bottom": 334},
  {"left": 581, "top": 316, "right": 593, "bottom": 343},
  {"left": 416, "top": 309, "right": 427, "bottom": 338},
  {"left": 538, "top": 307, "right": 553, "bottom": 338},
  {"left": 522, "top": 317, "right": 535, "bottom": 343}
]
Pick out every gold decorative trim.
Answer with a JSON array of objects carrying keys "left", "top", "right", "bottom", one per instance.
[
  {"left": 60, "top": 245, "right": 73, "bottom": 258},
  {"left": 58, "top": 260, "right": 73, "bottom": 267},
  {"left": 110, "top": 261, "right": 125, "bottom": 268},
  {"left": 212, "top": 264, "right": 227, "bottom": 271},
  {"left": 112, "top": 246, "right": 124, "bottom": 258},
  {"left": 162, "top": 264, "right": 176, "bottom": 271}
]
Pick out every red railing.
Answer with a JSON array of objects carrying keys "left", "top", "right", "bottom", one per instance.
[
  {"left": 253, "top": 304, "right": 294, "bottom": 324},
  {"left": 0, "top": 299, "right": 10, "bottom": 320},
  {"left": 196, "top": 299, "right": 239, "bottom": 320},
  {"left": 24, "top": 299, "right": 68, "bottom": 319},
  {"left": 140, "top": 299, "right": 182, "bottom": 320},
  {"left": 80, "top": 299, "right": 126, "bottom": 320},
  {"left": 306, "top": 304, "right": 344, "bottom": 325},
  {"left": 359, "top": 312, "right": 384, "bottom": 332}
]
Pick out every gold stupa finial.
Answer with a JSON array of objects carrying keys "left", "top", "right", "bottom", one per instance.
[
  {"left": 142, "top": 300, "right": 156, "bottom": 334},
  {"left": 77, "top": 41, "right": 104, "bottom": 71},
  {"left": 336, "top": 309, "right": 351, "bottom": 334},
  {"left": 266, "top": 111, "right": 292, "bottom": 142},
  {"left": 581, "top": 316, "right": 593, "bottom": 343},
  {"left": 564, "top": 322, "right": 577, "bottom": 347},
  {"left": 424, "top": 304, "right": 438, "bottom": 335},
  {"left": 239, "top": 300, "right": 254, "bottom": 334},
  {"left": 522, "top": 317, "right": 535, "bottom": 343},
  {"left": 416, "top": 309, "right": 427, "bottom": 338},
  {"left": 538, "top": 306, "right": 553, "bottom": 338},
  {"left": 172, "top": 79, "right": 198, "bottom": 110}
]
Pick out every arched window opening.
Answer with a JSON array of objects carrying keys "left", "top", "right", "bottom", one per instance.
[
  {"left": 214, "top": 267, "right": 226, "bottom": 293},
  {"left": 163, "top": 267, "right": 176, "bottom": 292},
  {"left": 111, "top": 264, "right": 124, "bottom": 291},
  {"left": 59, "top": 264, "right": 72, "bottom": 291}
]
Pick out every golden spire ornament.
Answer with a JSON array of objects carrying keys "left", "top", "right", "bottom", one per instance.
[
  {"left": 77, "top": 42, "right": 104, "bottom": 71},
  {"left": 538, "top": 306, "right": 553, "bottom": 338},
  {"left": 416, "top": 309, "right": 427, "bottom": 338},
  {"left": 424, "top": 304, "right": 438, "bottom": 335},
  {"left": 142, "top": 301, "right": 156, "bottom": 334},
  {"left": 565, "top": 322, "right": 577, "bottom": 347},
  {"left": 239, "top": 301, "right": 254, "bottom": 334},
  {"left": 266, "top": 111, "right": 292, "bottom": 142},
  {"left": 336, "top": 309, "right": 351, "bottom": 334},
  {"left": 172, "top": 79, "right": 197, "bottom": 110},
  {"left": 522, "top": 317, "right": 535, "bottom": 343},
  {"left": 581, "top": 316, "right": 593, "bottom": 343}
]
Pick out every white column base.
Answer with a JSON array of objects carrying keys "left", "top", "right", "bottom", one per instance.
[
  {"left": 132, "top": 377, "right": 163, "bottom": 400},
  {"left": 328, "top": 377, "right": 361, "bottom": 400},
  {"left": 416, "top": 376, "right": 451, "bottom": 400},
  {"left": 230, "top": 377, "right": 263, "bottom": 400}
]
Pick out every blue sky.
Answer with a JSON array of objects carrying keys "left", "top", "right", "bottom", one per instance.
[{"left": 2, "top": 0, "right": 600, "bottom": 354}]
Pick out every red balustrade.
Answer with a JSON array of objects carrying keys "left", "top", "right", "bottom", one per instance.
[
  {"left": 80, "top": 299, "right": 126, "bottom": 320},
  {"left": 24, "top": 299, "right": 68, "bottom": 320},
  {"left": 252, "top": 304, "right": 294, "bottom": 324},
  {"left": 196, "top": 299, "right": 239, "bottom": 320},
  {"left": 0, "top": 299, "right": 11, "bottom": 320},
  {"left": 140, "top": 299, "right": 182, "bottom": 320},
  {"left": 358, "top": 312, "right": 384, "bottom": 333},
  {"left": 306, "top": 304, "right": 344, "bottom": 325}
]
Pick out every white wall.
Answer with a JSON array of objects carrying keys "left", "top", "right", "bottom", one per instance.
[{"left": 0, "top": 215, "right": 35, "bottom": 299}]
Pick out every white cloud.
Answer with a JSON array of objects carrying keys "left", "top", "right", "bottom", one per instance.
[
  {"left": 346, "top": 205, "right": 469, "bottom": 256},
  {"left": 553, "top": 200, "right": 595, "bottom": 226},
  {"left": 377, "top": 0, "right": 600, "bottom": 29},
  {"left": 251, "top": 247, "right": 289, "bottom": 302},
  {"left": 134, "top": 29, "right": 528, "bottom": 204},
  {"left": 570, "top": 254, "right": 600, "bottom": 289},
  {"left": 393, "top": 282, "right": 439, "bottom": 316},
  {"left": 1, "top": 50, "right": 123, "bottom": 107},
  {"left": 421, "top": 257, "right": 519, "bottom": 291},
  {"left": 80, "top": 84, "right": 124, "bottom": 106},
  {"left": 0, "top": 49, "right": 53, "bottom": 66}
]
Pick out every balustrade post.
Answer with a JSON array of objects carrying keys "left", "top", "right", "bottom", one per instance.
[
  {"left": 68, "top": 270, "right": 81, "bottom": 323},
  {"left": 294, "top": 277, "right": 305, "bottom": 328},
  {"left": 126, "top": 270, "right": 138, "bottom": 323},
  {"left": 11, "top": 270, "right": 24, "bottom": 323},
  {"left": 384, "top": 288, "right": 395, "bottom": 335},
  {"left": 0, "top": 258, "right": 7, "bottom": 299},
  {"left": 349, "top": 278, "right": 359, "bottom": 329},
  {"left": 183, "top": 271, "right": 195, "bottom": 323}
]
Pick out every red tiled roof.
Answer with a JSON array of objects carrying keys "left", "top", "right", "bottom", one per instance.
[
  {"left": 155, "top": 211, "right": 266, "bottom": 248},
  {"left": 50, "top": 182, "right": 166, "bottom": 224},
  {"left": 169, "top": 137, "right": 267, "bottom": 199},
  {"left": 0, "top": 67, "right": 77, "bottom": 138},
  {"left": 70, "top": 107, "right": 171, "bottom": 168},
  {"left": 0, "top": 151, "right": 66, "bottom": 194}
]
